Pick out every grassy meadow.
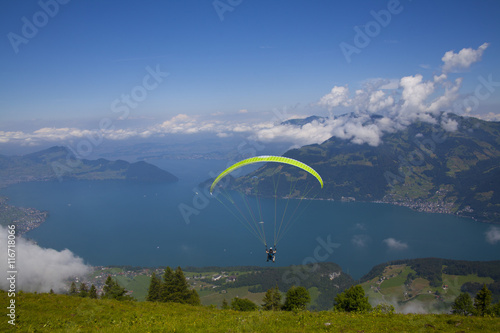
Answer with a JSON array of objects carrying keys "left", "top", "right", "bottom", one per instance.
[{"left": 2, "top": 291, "right": 499, "bottom": 332}]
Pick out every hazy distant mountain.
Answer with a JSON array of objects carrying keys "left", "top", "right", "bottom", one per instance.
[
  {"left": 0, "top": 146, "right": 178, "bottom": 187},
  {"left": 281, "top": 115, "right": 328, "bottom": 127},
  {"left": 234, "top": 114, "right": 500, "bottom": 223}
]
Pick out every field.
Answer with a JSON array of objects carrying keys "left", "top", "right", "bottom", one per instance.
[{"left": 2, "top": 291, "right": 499, "bottom": 332}]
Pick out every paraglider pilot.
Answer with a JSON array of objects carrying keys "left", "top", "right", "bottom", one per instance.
[{"left": 266, "top": 245, "right": 276, "bottom": 262}]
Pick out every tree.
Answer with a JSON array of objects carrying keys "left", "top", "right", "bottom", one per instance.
[
  {"left": 451, "top": 292, "right": 474, "bottom": 316},
  {"left": 231, "top": 298, "right": 258, "bottom": 311},
  {"left": 160, "top": 266, "right": 200, "bottom": 306},
  {"left": 89, "top": 284, "right": 98, "bottom": 299},
  {"left": 68, "top": 282, "right": 78, "bottom": 296},
  {"left": 221, "top": 298, "right": 229, "bottom": 310},
  {"left": 102, "top": 276, "right": 133, "bottom": 301},
  {"left": 146, "top": 272, "right": 162, "bottom": 302},
  {"left": 334, "top": 285, "right": 372, "bottom": 313},
  {"left": 282, "top": 286, "right": 311, "bottom": 311},
  {"left": 160, "top": 267, "right": 175, "bottom": 302},
  {"left": 78, "top": 283, "right": 89, "bottom": 298},
  {"left": 262, "top": 284, "right": 282, "bottom": 311},
  {"left": 474, "top": 284, "right": 492, "bottom": 316}
]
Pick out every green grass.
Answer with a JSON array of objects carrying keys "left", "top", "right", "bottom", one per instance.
[{"left": 2, "top": 291, "right": 499, "bottom": 332}]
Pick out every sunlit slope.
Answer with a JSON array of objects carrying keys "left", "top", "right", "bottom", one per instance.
[{"left": 238, "top": 114, "right": 500, "bottom": 222}]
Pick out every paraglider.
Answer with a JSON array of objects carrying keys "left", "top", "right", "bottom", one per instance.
[
  {"left": 210, "top": 155, "right": 323, "bottom": 261},
  {"left": 266, "top": 245, "right": 277, "bottom": 262}
]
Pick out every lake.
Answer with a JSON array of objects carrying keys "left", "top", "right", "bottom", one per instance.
[{"left": 1, "top": 159, "right": 499, "bottom": 280}]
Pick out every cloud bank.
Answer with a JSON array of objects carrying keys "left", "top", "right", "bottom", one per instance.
[
  {"left": 0, "top": 226, "right": 90, "bottom": 293},
  {"left": 0, "top": 43, "right": 495, "bottom": 149}
]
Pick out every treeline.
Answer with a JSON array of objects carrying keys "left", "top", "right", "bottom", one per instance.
[
  {"left": 228, "top": 283, "right": 396, "bottom": 315},
  {"left": 68, "top": 276, "right": 133, "bottom": 301},
  {"left": 213, "top": 262, "right": 354, "bottom": 310}
]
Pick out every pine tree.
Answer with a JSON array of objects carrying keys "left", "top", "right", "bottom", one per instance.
[
  {"left": 68, "top": 281, "right": 78, "bottom": 296},
  {"left": 171, "top": 266, "right": 190, "bottom": 303},
  {"left": 334, "top": 285, "right": 372, "bottom": 313},
  {"left": 221, "top": 298, "right": 229, "bottom": 310},
  {"left": 146, "top": 272, "right": 161, "bottom": 302},
  {"left": 79, "top": 283, "right": 89, "bottom": 298},
  {"left": 474, "top": 284, "right": 492, "bottom": 316},
  {"left": 262, "top": 284, "right": 282, "bottom": 310},
  {"left": 282, "top": 286, "right": 310, "bottom": 311},
  {"left": 160, "top": 267, "right": 175, "bottom": 302},
  {"left": 451, "top": 292, "right": 474, "bottom": 316},
  {"left": 188, "top": 289, "right": 201, "bottom": 306},
  {"left": 89, "top": 284, "right": 98, "bottom": 299},
  {"left": 102, "top": 275, "right": 132, "bottom": 301}
]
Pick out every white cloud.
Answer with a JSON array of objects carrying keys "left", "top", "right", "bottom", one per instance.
[
  {"left": 318, "top": 85, "right": 351, "bottom": 109},
  {"left": 485, "top": 226, "right": 500, "bottom": 244},
  {"left": 442, "top": 43, "right": 489, "bottom": 73},
  {"left": 0, "top": 226, "right": 90, "bottom": 293},
  {"left": 441, "top": 116, "right": 458, "bottom": 132},
  {"left": 383, "top": 237, "right": 408, "bottom": 250}
]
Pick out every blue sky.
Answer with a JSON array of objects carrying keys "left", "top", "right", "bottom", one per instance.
[{"left": 1, "top": 0, "right": 500, "bottom": 147}]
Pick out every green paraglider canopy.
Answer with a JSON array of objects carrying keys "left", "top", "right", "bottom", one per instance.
[{"left": 210, "top": 155, "right": 323, "bottom": 194}]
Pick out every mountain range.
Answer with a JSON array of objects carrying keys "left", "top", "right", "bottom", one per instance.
[
  {"left": 233, "top": 114, "right": 500, "bottom": 223},
  {"left": 0, "top": 146, "right": 178, "bottom": 187}
]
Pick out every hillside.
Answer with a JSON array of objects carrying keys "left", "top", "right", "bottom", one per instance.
[
  {"left": 0, "top": 146, "right": 178, "bottom": 187},
  {"left": 233, "top": 114, "right": 500, "bottom": 222},
  {"left": 359, "top": 258, "right": 500, "bottom": 313},
  {"left": 86, "top": 263, "right": 354, "bottom": 311},
  {"left": 2, "top": 291, "right": 499, "bottom": 332}
]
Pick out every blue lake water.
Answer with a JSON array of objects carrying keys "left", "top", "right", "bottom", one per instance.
[{"left": 2, "top": 159, "right": 499, "bottom": 280}]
